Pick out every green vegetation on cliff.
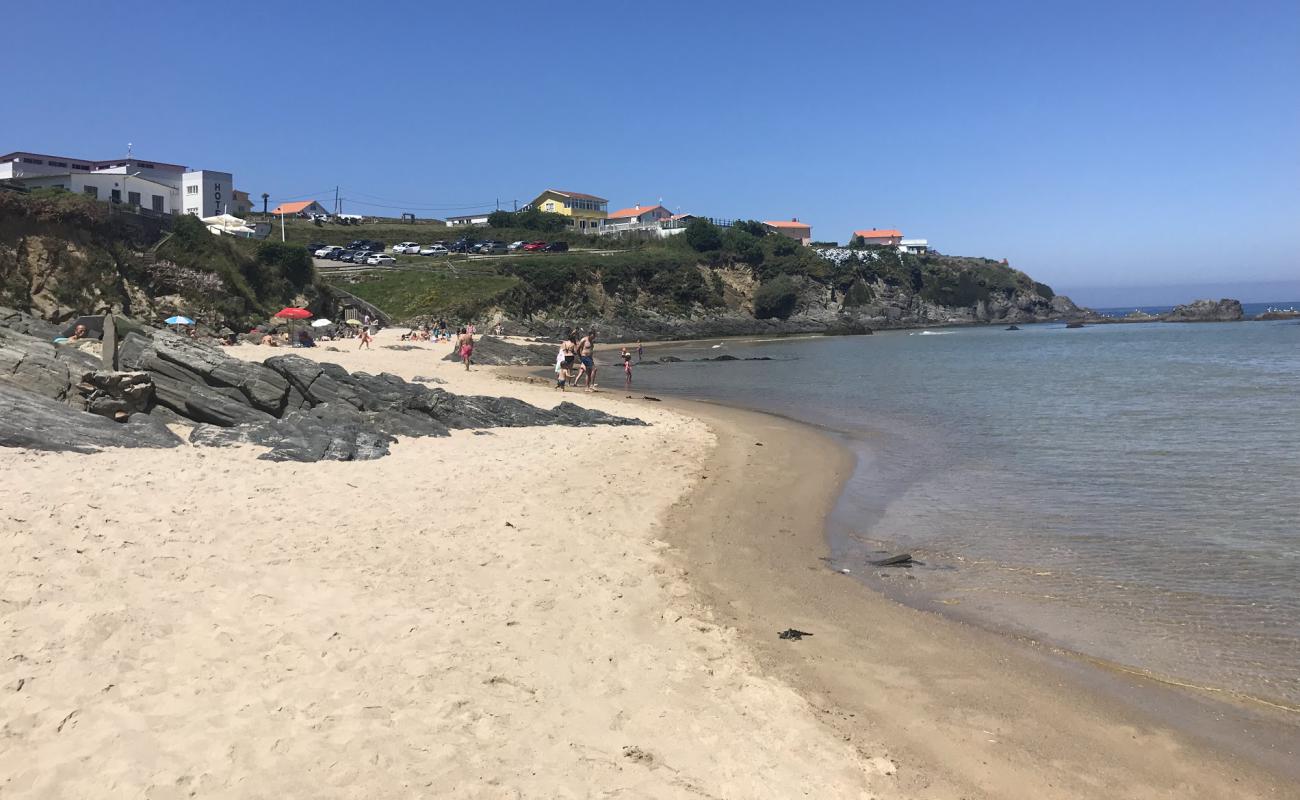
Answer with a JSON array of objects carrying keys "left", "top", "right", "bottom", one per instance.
[{"left": 0, "top": 189, "right": 320, "bottom": 326}]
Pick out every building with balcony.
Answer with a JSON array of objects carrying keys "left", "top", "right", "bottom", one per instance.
[{"left": 528, "top": 189, "right": 608, "bottom": 232}]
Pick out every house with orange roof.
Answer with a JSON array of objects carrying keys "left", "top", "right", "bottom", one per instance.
[
  {"left": 528, "top": 188, "right": 608, "bottom": 231},
  {"left": 270, "top": 199, "right": 330, "bottom": 217},
  {"left": 604, "top": 203, "right": 673, "bottom": 231},
  {"left": 763, "top": 218, "right": 813, "bottom": 245},
  {"left": 852, "top": 228, "right": 904, "bottom": 247}
]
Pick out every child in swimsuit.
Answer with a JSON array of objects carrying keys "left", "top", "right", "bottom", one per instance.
[{"left": 621, "top": 347, "right": 632, "bottom": 389}]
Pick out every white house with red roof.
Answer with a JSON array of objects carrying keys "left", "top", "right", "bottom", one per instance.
[
  {"left": 604, "top": 203, "right": 673, "bottom": 232},
  {"left": 852, "top": 228, "right": 903, "bottom": 247},
  {"left": 853, "top": 228, "right": 928, "bottom": 253},
  {"left": 763, "top": 218, "right": 813, "bottom": 245}
]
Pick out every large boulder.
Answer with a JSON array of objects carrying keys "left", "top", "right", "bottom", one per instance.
[
  {"left": 1165, "top": 298, "right": 1244, "bottom": 322},
  {"left": 0, "top": 382, "right": 180, "bottom": 453},
  {"left": 0, "top": 306, "right": 64, "bottom": 340},
  {"left": 77, "top": 370, "right": 154, "bottom": 421},
  {"left": 119, "top": 330, "right": 291, "bottom": 422},
  {"left": 442, "top": 336, "right": 554, "bottom": 366},
  {"left": 0, "top": 325, "right": 99, "bottom": 404}
]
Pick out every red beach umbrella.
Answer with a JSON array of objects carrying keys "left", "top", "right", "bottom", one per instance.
[{"left": 274, "top": 307, "right": 312, "bottom": 319}]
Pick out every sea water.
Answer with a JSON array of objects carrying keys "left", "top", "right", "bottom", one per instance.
[{"left": 633, "top": 320, "right": 1300, "bottom": 708}]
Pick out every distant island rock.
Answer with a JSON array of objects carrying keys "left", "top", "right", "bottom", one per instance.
[{"left": 1164, "top": 298, "right": 1244, "bottom": 322}]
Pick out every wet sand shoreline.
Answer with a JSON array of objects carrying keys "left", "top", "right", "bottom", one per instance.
[{"left": 644, "top": 392, "right": 1299, "bottom": 797}]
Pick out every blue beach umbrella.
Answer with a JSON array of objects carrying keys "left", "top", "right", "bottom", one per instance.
[{"left": 165, "top": 316, "right": 195, "bottom": 325}]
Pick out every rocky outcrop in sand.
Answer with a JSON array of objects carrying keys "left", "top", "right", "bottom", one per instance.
[
  {"left": 0, "top": 318, "right": 644, "bottom": 461},
  {"left": 441, "top": 335, "right": 554, "bottom": 366}
]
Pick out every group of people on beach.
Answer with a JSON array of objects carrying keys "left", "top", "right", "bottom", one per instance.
[{"left": 555, "top": 328, "right": 598, "bottom": 391}]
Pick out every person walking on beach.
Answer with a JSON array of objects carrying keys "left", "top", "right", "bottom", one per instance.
[
  {"left": 555, "top": 345, "right": 567, "bottom": 391},
  {"left": 621, "top": 346, "right": 633, "bottom": 390},
  {"left": 457, "top": 327, "right": 474, "bottom": 370},
  {"left": 636, "top": 340, "right": 643, "bottom": 362},
  {"left": 358, "top": 326, "right": 372, "bottom": 350},
  {"left": 560, "top": 331, "right": 577, "bottom": 385},
  {"left": 578, "top": 329, "right": 597, "bottom": 391}
]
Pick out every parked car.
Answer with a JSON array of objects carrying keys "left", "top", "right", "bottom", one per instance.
[
  {"left": 314, "top": 246, "right": 341, "bottom": 258},
  {"left": 367, "top": 254, "right": 397, "bottom": 266},
  {"left": 450, "top": 239, "right": 477, "bottom": 253},
  {"left": 347, "top": 240, "right": 367, "bottom": 249},
  {"left": 335, "top": 249, "right": 356, "bottom": 262},
  {"left": 393, "top": 241, "right": 420, "bottom": 254},
  {"left": 307, "top": 241, "right": 327, "bottom": 253},
  {"left": 347, "top": 250, "right": 372, "bottom": 263},
  {"left": 542, "top": 241, "right": 569, "bottom": 252},
  {"left": 507, "top": 240, "right": 526, "bottom": 251},
  {"left": 478, "top": 241, "right": 508, "bottom": 255},
  {"left": 419, "top": 245, "right": 449, "bottom": 256},
  {"left": 522, "top": 241, "right": 547, "bottom": 251}
]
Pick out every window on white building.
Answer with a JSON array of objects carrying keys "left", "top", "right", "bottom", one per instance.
[{"left": 186, "top": 185, "right": 198, "bottom": 195}]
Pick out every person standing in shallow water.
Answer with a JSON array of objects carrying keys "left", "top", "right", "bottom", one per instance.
[
  {"left": 621, "top": 346, "right": 633, "bottom": 390},
  {"left": 577, "top": 329, "right": 597, "bottom": 391}
]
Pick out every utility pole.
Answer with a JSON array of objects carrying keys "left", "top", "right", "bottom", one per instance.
[
  {"left": 513, "top": 199, "right": 517, "bottom": 212},
  {"left": 280, "top": 208, "right": 285, "bottom": 242},
  {"left": 335, "top": 186, "right": 340, "bottom": 216}
]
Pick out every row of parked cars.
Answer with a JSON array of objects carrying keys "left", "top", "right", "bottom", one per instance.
[
  {"left": 394, "top": 239, "right": 571, "bottom": 255},
  {"left": 310, "top": 240, "right": 396, "bottom": 265},
  {"left": 308, "top": 238, "right": 571, "bottom": 265}
]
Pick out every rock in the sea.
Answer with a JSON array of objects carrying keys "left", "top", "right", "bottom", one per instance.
[
  {"left": 1164, "top": 298, "right": 1244, "bottom": 322},
  {"left": 1066, "top": 321, "right": 1085, "bottom": 329},
  {"left": 442, "top": 336, "right": 554, "bottom": 366},
  {"left": 1006, "top": 325, "right": 1021, "bottom": 331}
]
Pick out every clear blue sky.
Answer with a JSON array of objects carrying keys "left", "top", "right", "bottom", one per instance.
[{"left": 5, "top": 0, "right": 1298, "bottom": 303}]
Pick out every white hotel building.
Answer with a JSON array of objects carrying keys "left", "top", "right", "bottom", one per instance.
[{"left": 0, "top": 151, "right": 237, "bottom": 217}]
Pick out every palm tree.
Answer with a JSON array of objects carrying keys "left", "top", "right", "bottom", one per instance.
[{"left": 261, "top": 193, "right": 269, "bottom": 214}]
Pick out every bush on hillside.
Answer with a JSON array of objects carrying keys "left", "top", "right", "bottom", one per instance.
[
  {"left": 486, "top": 208, "right": 570, "bottom": 232},
  {"left": 753, "top": 275, "right": 800, "bottom": 320},
  {"left": 731, "top": 219, "right": 768, "bottom": 238},
  {"left": 1034, "top": 281, "right": 1055, "bottom": 300},
  {"left": 684, "top": 217, "right": 722, "bottom": 252}
]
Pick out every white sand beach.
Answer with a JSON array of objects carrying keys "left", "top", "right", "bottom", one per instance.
[{"left": 0, "top": 331, "right": 891, "bottom": 798}]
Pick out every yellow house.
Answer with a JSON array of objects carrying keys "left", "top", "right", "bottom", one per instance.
[{"left": 529, "top": 188, "right": 608, "bottom": 231}]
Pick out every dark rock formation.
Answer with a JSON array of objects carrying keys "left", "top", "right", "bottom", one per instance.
[
  {"left": 0, "top": 322, "right": 100, "bottom": 404},
  {"left": 118, "top": 329, "right": 290, "bottom": 425},
  {"left": 1165, "top": 298, "right": 1244, "bottom": 322},
  {"left": 1006, "top": 325, "right": 1021, "bottom": 331},
  {"left": 1066, "top": 321, "right": 1085, "bottom": 329},
  {"left": 1, "top": 306, "right": 64, "bottom": 341},
  {"left": 2, "top": 322, "right": 647, "bottom": 461},
  {"left": 442, "top": 336, "right": 554, "bottom": 366},
  {"left": 77, "top": 370, "right": 154, "bottom": 421},
  {"left": 0, "top": 382, "right": 180, "bottom": 453}
]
